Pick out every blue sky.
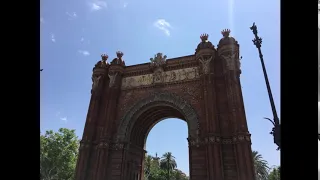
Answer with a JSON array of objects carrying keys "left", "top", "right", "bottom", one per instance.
[{"left": 40, "top": 0, "right": 280, "bottom": 176}]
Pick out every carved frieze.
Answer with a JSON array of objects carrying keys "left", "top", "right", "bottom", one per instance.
[
  {"left": 121, "top": 67, "right": 200, "bottom": 89},
  {"left": 188, "top": 134, "right": 251, "bottom": 147}
]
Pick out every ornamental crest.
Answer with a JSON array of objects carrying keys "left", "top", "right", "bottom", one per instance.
[{"left": 150, "top": 52, "right": 167, "bottom": 69}]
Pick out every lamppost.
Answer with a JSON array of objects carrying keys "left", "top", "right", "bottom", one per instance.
[{"left": 250, "top": 23, "right": 281, "bottom": 150}]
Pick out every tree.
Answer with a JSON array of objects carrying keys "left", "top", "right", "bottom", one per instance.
[
  {"left": 144, "top": 152, "right": 188, "bottom": 180},
  {"left": 268, "top": 166, "right": 280, "bottom": 180},
  {"left": 160, "top": 152, "right": 177, "bottom": 180},
  {"left": 144, "top": 155, "right": 154, "bottom": 179},
  {"left": 172, "top": 169, "right": 188, "bottom": 180},
  {"left": 40, "top": 128, "right": 79, "bottom": 180},
  {"left": 252, "top": 150, "right": 270, "bottom": 180}
]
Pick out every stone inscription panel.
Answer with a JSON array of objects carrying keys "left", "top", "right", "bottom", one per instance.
[{"left": 121, "top": 67, "right": 200, "bottom": 89}]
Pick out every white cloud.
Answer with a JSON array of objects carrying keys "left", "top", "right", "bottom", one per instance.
[
  {"left": 78, "top": 50, "right": 90, "bottom": 56},
  {"left": 60, "top": 117, "right": 67, "bottom": 121},
  {"left": 56, "top": 112, "right": 68, "bottom": 122},
  {"left": 153, "top": 19, "right": 172, "bottom": 36},
  {"left": 66, "top": 12, "right": 77, "bottom": 20},
  {"left": 51, "top": 33, "right": 56, "bottom": 42},
  {"left": 40, "top": 17, "right": 44, "bottom": 23},
  {"left": 89, "top": 0, "right": 107, "bottom": 11}
]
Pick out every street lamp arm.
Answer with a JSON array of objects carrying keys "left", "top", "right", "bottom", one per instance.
[{"left": 263, "top": 117, "right": 275, "bottom": 126}]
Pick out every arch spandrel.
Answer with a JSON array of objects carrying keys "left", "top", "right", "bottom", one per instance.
[{"left": 115, "top": 92, "right": 200, "bottom": 141}]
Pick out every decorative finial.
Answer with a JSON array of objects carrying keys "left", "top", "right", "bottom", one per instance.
[
  {"left": 200, "top": 33, "right": 209, "bottom": 42},
  {"left": 221, "top": 29, "right": 231, "bottom": 38},
  {"left": 116, "top": 51, "right": 124, "bottom": 59},
  {"left": 250, "top": 23, "right": 258, "bottom": 35},
  {"left": 101, "top": 54, "right": 108, "bottom": 62}
]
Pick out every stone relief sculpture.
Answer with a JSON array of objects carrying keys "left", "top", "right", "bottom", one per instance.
[
  {"left": 121, "top": 67, "right": 200, "bottom": 89},
  {"left": 199, "top": 56, "right": 212, "bottom": 74},
  {"left": 108, "top": 72, "right": 118, "bottom": 87},
  {"left": 221, "top": 53, "right": 238, "bottom": 70},
  {"left": 92, "top": 75, "right": 102, "bottom": 91}
]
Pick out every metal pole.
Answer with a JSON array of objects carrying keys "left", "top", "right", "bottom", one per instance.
[{"left": 250, "top": 23, "right": 281, "bottom": 150}]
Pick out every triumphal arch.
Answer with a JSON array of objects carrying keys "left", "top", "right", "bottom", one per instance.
[{"left": 75, "top": 29, "right": 256, "bottom": 180}]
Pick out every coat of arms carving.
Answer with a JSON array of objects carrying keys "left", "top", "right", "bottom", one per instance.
[
  {"left": 150, "top": 53, "right": 167, "bottom": 69},
  {"left": 153, "top": 68, "right": 165, "bottom": 84}
]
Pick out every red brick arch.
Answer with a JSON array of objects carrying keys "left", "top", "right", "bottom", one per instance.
[
  {"left": 115, "top": 92, "right": 200, "bottom": 143},
  {"left": 75, "top": 32, "right": 256, "bottom": 180}
]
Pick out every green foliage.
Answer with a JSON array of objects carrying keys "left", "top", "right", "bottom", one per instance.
[
  {"left": 40, "top": 128, "right": 276, "bottom": 180},
  {"left": 160, "top": 152, "right": 177, "bottom": 180},
  {"left": 268, "top": 166, "right": 280, "bottom": 180},
  {"left": 252, "top": 150, "right": 270, "bottom": 180},
  {"left": 40, "top": 128, "right": 79, "bottom": 180},
  {"left": 144, "top": 152, "right": 189, "bottom": 180}
]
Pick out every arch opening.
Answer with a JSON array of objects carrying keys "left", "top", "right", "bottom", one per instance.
[
  {"left": 145, "top": 118, "right": 189, "bottom": 179},
  {"left": 117, "top": 92, "right": 198, "bottom": 180},
  {"left": 126, "top": 104, "right": 190, "bottom": 180},
  {"left": 129, "top": 104, "right": 186, "bottom": 147}
]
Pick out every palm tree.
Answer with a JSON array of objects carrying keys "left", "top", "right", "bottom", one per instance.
[
  {"left": 252, "top": 151, "right": 270, "bottom": 180},
  {"left": 160, "top": 152, "right": 177, "bottom": 180}
]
